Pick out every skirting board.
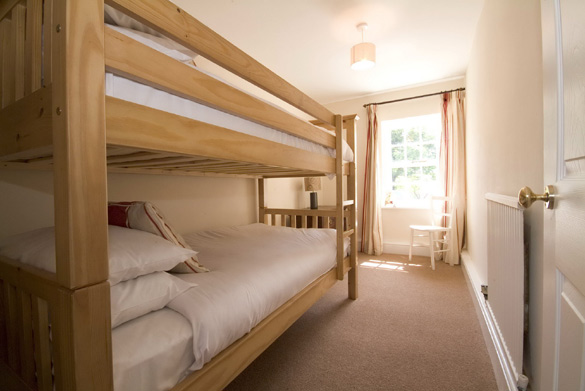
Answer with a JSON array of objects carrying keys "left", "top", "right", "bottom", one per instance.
[{"left": 461, "top": 251, "right": 518, "bottom": 391}]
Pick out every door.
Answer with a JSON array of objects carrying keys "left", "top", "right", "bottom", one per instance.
[{"left": 541, "top": 0, "right": 585, "bottom": 390}]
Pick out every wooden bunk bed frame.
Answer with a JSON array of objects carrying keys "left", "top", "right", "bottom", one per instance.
[{"left": 0, "top": 0, "right": 358, "bottom": 390}]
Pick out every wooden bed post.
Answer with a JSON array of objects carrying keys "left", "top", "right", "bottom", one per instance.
[
  {"left": 346, "top": 116, "right": 358, "bottom": 300},
  {"left": 51, "top": 0, "right": 112, "bottom": 388},
  {"left": 258, "top": 178, "right": 266, "bottom": 224},
  {"left": 334, "top": 114, "right": 344, "bottom": 281}
]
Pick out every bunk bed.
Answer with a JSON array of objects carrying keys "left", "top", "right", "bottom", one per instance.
[{"left": 0, "top": 0, "right": 358, "bottom": 390}]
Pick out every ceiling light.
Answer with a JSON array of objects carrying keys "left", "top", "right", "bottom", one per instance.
[{"left": 351, "top": 23, "right": 375, "bottom": 71}]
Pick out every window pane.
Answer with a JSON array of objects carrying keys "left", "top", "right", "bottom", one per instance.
[
  {"left": 422, "top": 128, "right": 436, "bottom": 142},
  {"left": 391, "top": 129, "right": 404, "bottom": 144},
  {"left": 407, "top": 146, "right": 420, "bottom": 161},
  {"left": 392, "top": 146, "right": 404, "bottom": 161},
  {"left": 407, "top": 166, "right": 421, "bottom": 179},
  {"left": 392, "top": 167, "right": 405, "bottom": 182},
  {"left": 422, "top": 143, "right": 436, "bottom": 159},
  {"left": 408, "top": 184, "right": 423, "bottom": 199},
  {"left": 422, "top": 165, "right": 437, "bottom": 180},
  {"left": 406, "top": 128, "right": 419, "bottom": 143}
]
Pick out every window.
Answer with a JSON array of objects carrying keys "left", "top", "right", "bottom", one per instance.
[{"left": 381, "top": 113, "right": 441, "bottom": 208}]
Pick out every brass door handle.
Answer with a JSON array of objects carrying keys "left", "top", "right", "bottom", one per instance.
[{"left": 518, "top": 185, "right": 555, "bottom": 209}]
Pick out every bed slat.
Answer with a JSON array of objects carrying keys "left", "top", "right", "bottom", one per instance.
[
  {"left": 18, "top": 290, "right": 36, "bottom": 387},
  {"left": 1, "top": 16, "right": 15, "bottom": 108},
  {"left": 25, "top": 0, "right": 43, "bottom": 94},
  {"left": 31, "top": 297, "right": 53, "bottom": 391},
  {"left": 0, "top": 281, "right": 6, "bottom": 364},
  {"left": 13, "top": 4, "right": 25, "bottom": 101},
  {"left": 4, "top": 282, "right": 21, "bottom": 373},
  {"left": 41, "top": 0, "right": 52, "bottom": 87}
]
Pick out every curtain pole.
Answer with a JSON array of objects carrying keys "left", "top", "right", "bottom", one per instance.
[{"left": 363, "top": 87, "right": 465, "bottom": 108}]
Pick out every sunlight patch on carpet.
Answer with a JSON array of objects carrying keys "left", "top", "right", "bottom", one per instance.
[{"left": 360, "top": 259, "right": 422, "bottom": 272}]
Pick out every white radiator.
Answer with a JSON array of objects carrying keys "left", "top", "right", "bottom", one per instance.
[{"left": 485, "top": 193, "right": 525, "bottom": 384}]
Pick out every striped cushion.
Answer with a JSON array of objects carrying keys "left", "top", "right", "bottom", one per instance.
[{"left": 108, "top": 201, "right": 209, "bottom": 273}]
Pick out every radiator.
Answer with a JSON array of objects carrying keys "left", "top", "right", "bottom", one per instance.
[{"left": 485, "top": 193, "right": 525, "bottom": 383}]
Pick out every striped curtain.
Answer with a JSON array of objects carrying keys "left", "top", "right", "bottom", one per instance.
[
  {"left": 440, "top": 90, "right": 466, "bottom": 265},
  {"left": 361, "top": 105, "right": 383, "bottom": 255}
]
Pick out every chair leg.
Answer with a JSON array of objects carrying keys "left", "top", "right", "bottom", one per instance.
[
  {"left": 409, "top": 229, "right": 414, "bottom": 261},
  {"left": 429, "top": 232, "right": 436, "bottom": 270}
]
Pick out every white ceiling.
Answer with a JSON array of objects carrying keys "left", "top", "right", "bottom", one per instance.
[{"left": 173, "top": 0, "right": 484, "bottom": 104}]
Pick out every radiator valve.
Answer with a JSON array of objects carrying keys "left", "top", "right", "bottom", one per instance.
[{"left": 517, "top": 374, "right": 529, "bottom": 391}]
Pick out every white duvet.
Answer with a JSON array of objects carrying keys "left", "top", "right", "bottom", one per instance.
[
  {"left": 170, "top": 224, "right": 346, "bottom": 372},
  {"left": 112, "top": 224, "right": 348, "bottom": 390}
]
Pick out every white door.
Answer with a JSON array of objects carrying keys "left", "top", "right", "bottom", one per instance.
[{"left": 541, "top": 0, "right": 585, "bottom": 390}]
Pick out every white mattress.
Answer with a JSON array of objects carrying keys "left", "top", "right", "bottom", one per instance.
[
  {"left": 112, "top": 224, "right": 349, "bottom": 390},
  {"left": 112, "top": 308, "right": 193, "bottom": 391},
  {"left": 105, "top": 73, "right": 354, "bottom": 163}
]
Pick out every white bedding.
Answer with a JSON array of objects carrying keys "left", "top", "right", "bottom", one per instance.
[
  {"left": 112, "top": 224, "right": 349, "bottom": 390},
  {"left": 112, "top": 308, "right": 193, "bottom": 390},
  {"left": 174, "top": 224, "right": 347, "bottom": 371},
  {"left": 105, "top": 73, "right": 354, "bottom": 163}
]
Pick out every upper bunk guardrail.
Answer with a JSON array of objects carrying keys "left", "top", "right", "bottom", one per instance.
[
  {"left": 104, "top": 0, "right": 336, "bottom": 127},
  {"left": 0, "top": 0, "right": 45, "bottom": 110},
  {"left": 104, "top": 26, "right": 336, "bottom": 149}
]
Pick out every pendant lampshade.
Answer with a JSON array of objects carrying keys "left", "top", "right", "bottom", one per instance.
[{"left": 351, "top": 23, "right": 375, "bottom": 70}]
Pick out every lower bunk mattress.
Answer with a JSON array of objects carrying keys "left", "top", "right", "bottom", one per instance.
[{"left": 112, "top": 223, "right": 349, "bottom": 390}]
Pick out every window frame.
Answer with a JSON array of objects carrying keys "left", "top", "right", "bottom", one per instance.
[{"left": 380, "top": 113, "right": 442, "bottom": 209}]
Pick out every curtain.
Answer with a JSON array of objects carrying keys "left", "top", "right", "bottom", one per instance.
[
  {"left": 361, "top": 104, "right": 383, "bottom": 255},
  {"left": 439, "top": 90, "right": 466, "bottom": 265}
]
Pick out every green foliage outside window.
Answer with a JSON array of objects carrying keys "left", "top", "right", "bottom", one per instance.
[
  {"left": 391, "top": 129, "right": 404, "bottom": 144},
  {"left": 382, "top": 114, "right": 441, "bottom": 205},
  {"left": 392, "top": 146, "right": 404, "bottom": 161},
  {"left": 407, "top": 146, "right": 420, "bottom": 161},
  {"left": 407, "top": 128, "right": 419, "bottom": 143}
]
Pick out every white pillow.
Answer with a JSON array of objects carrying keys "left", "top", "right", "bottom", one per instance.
[
  {"left": 108, "top": 201, "right": 208, "bottom": 273},
  {"left": 107, "top": 24, "right": 196, "bottom": 65},
  {"left": 110, "top": 271, "right": 196, "bottom": 328},
  {"left": 104, "top": 5, "right": 197, "bottom": 65},
  {"left": 0, "top": 226, "right": 197, "bottom": 285}
]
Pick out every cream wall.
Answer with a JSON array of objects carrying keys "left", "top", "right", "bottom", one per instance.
[
  {"left": 464, "top": 0, "right": 544, "bottom": 387},
  {"left": 0, "top": 170, "right": 258, "bottom": 238},
  {"left": 265, "top": 177, "right": 305, "bottom": 208},
  {"left": 325, "top": 78, "right": 465, "bottom": 254}
]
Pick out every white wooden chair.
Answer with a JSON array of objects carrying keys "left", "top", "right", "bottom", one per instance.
[{"left": 408, "top": 196, "right": 453, "bottom": 270}]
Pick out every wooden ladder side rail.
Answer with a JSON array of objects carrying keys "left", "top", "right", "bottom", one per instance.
[
  {"left": 106, "top": 0, "right": 336, "bottom": 126},
  {"left": 345, "top": 116, "right": 358, "bottom": 300},
  {"left": 0, "top": 256, "right": 112, "bottom": 390},
  {"left": 334, "top": 114, "right": 345, "bottom": 282}
]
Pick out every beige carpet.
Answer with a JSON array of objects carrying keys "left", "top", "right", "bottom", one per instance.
[{"left": 225, "top": 253, "right": 499, "bottom": 391}]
